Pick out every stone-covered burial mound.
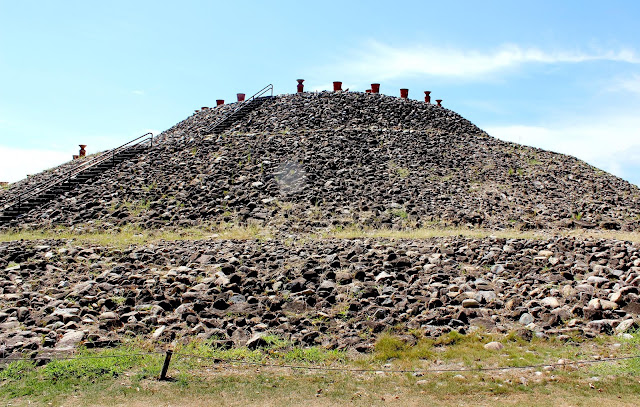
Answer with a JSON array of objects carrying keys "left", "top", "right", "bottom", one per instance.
[
  {"left": 1, "top": 89, "right": 640, "bottom": 356},
  {"left": 2, "top": 91, "right": 639, "bottom": 231}
]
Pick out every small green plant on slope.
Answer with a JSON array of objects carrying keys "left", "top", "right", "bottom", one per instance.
[
  {"left": 388, "top": 161, "right": 410, "bottom": 179},
  {"left": 389, "top": 208, "right": 408, "bottom": 219},
  {"left": 142, "top": 182, "right": 157, "bottom": 192}
]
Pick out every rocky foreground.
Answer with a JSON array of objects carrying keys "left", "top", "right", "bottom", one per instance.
[{"left": 1, "top": 235, "right": 639, "bottom": 355}]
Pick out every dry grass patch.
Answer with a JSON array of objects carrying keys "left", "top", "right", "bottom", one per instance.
[
  {"left": 0, "top": 223, "right": 273, "bottom": 247},
  {"left": 3, "top": 223, "right": 640, "bottom": 246},
  {"left": 322, "top": 225, "right": 548, "bottom": 240},
  {"left": 561, "top": 229, "right": 640, "bottom": 243},
  {"left": 322, "top": 225, "right": 640, "bottom": 243}
]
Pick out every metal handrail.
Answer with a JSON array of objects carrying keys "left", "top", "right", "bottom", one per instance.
[
  {"left": 2, "top": 84, "right": 276, "bottom": 216},
  {"left": 202, "top": 84, "right": 273, "bottom": 135},
  {"left": 2, "top": 132, "right": 153, "bottom": 211}
]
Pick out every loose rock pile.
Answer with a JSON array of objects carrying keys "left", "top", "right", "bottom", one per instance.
[
  {"left": 1, "top": 236, "right": 639, "bottom": 355},
  {"left": 2, "top": 92, "right": 639, "bottom": 231}
]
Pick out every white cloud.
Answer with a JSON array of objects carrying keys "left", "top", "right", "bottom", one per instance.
[
  {"left": 594, "top": 145, "right": 640, "bottom": 184},
  {"left": 0, "top": 146, "right": 71, "bottom": 183},
  {"left": 485, "top": 115, "right": 640, "bottom": 159},
  {"left": 608, "top": 74, "right": 640, "bottom": 94},
  {"left": 484, "top": 113, "right": 640, "bottom": 186},
  {"left": 336, "top": 41, "right": 639, "bottom": 81}
]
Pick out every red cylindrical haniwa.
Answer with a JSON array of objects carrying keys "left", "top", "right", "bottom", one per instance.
[
  {"left": 365, "top": 89, "right": 372, "bottom": 93},
  {"left": 79, "top": 145, "right": 87, "bottom": 157},
  {"left": 400, "top": 88, "right": 409, "bottom": 98},
  {"left": 216, "top": 99, "right": 224, "bottom": 106},
  {"left": 371, "top": 83, "right": 380, "bottom": 94},
  {"left": 297, "top": 79, "right": 304, "bottom": 93},
  {"left": 424, "top": 91, "right": 431, "bottom": 103},
  {"left": 333, "top": 81, "right": 342, "bottom": 91},
  {"left": 237, "top": 93, "right": 246, "bottom": 102},
  {"left": 201, "top": 107, "right": 209, "bottom": 110},
  {"left": 73, "top": 154, "right": 79, "bottom": 160},
  {"left": 436, "top": 99, "right": 442, "bottom": 107}
]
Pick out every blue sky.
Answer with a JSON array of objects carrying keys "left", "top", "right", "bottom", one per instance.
[{"left": 1, "top": 0, "right": 639, "bottom": 185}]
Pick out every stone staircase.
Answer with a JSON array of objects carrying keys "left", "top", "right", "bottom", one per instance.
[
  {"left": 0, "top": 135, "right": 152, "bottom": 225},
  {"left": 204, "top": 96, "right": 274, "bottom": 136},
  {"left": 0, "top": 84, "right": 276, "bottom": 225}
]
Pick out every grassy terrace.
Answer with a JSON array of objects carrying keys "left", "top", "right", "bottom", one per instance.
[
  {"left": 0, "top": 223, "right": 271, "bottom": 247},
  {"left": 2, "top": 224, "right": 640, "bottom": 247},
  {"left": 1, "top": 330, "right": 640, "bottom": 406}
]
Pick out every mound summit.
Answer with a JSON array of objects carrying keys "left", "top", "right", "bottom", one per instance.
[{"left": 1, "top": 88, "right": 640, "bottom": 355}]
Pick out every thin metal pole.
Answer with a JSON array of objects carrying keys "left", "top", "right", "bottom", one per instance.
[{"left": 159, "top": 349, "right": 173, "bottom": 380}]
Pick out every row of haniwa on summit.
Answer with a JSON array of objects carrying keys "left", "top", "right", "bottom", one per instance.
[
  {"left": 70, "top": 81, "right": 442, "bottom": 163},
  {"left": 67, "top": 80, "right": 444, "bottom": 162},
  {"left": 195, "top": 80, "right": 444, "bottom": 113}
]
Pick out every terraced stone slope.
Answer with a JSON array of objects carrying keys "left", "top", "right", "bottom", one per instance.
[{"left": 2, "top": 91, "right": 639, "bottom": 231}]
